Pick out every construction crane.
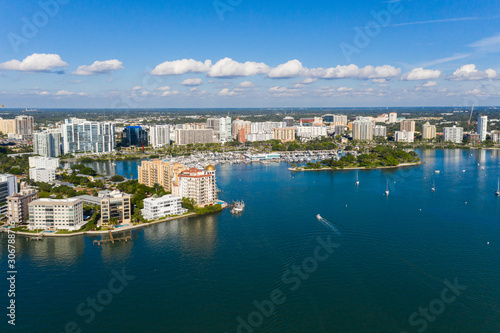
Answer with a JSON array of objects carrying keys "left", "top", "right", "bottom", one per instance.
[{"left": 468, "top": 104, "right": 475, "bottom": 133}]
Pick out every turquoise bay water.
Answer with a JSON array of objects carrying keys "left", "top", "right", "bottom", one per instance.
[{"left": 2, "top": 149, "right": 500, "bottom": 332}]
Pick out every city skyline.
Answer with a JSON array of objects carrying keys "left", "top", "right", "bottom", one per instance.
[{"left": 0, "top": 0, "right": 499, "bottom": 108}]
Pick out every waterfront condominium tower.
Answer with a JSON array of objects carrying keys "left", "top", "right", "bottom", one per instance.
[
  {"left": 33, "top": 130, "right": 62, "bottom": 157},
  {"left": 443, "top": 126, "right": 464, "bottom": 143},
  {"left": 61, "top": 118, "right": 115, "bottom": 154},
  {"left": 477, "top": 115, "right": 488, "bottom": 142},
  {"left": 149, "top": 125, "right": 171, "bottom": 148},
  {"left": 138, "top": 160, "right": 186, "bottom": 191},
  {"left": 173, "top": 166, "right": 217, "bottom": 207}
]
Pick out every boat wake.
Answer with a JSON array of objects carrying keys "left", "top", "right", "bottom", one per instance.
[{"left": 316, "top": 214, "right": 341, "bottom": 235}]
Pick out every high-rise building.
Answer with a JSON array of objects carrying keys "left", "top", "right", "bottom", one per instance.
[
  {"left": 491, "top": 130, "right": 500, "bottom": 143},
  {"left": 322, "top": 114, "right": 348, "bottom": 125},
  {"left": 0, "top": 115, "right": 34, "bottom": 138},
  {"left": 122, "top": 126, "right": 148, "bottom": 147},
  {"left": 334, "top": 125, "right": 346, "bottom": 135},
  {"left": 395, "top": 131, "right": 414, "bottom": 143},
  {"left": 231, "top": 119, "right": 251, "bottom": 140},
  {"left": 273, "top": 127, "right": 296, "bottom": 142},
  {"left": 373, "top": 125, "right": 387, "bottom": 137},
  {"left": 29, "top": 168, "right": 56, "bottom": 183},
  {"left": 15, "top": 115, "right": 34, "bottom": 137},
  {"left": 61, "top": 118, "right": 115, "bottom": 154},
  {"left": 389, "top": 112, "right": 398, "bottom": 123},
  {"left": 443, "top": 126, "right": 464, "bottom": 143},
  {"left": 173, "top": 166, "right": 217, "bottom": 207},
  {"left": 28, "top": 198, "right": 84, "bottom": 231},
  {"left": 0, "top": 174, "right": 18, "bottom": 216},
  {"left": 29, "top": 156, "right": 60, "bottom": 169},
  {"left": 352, "top": 119, "right": 374, "bottom": 141},
  {"left": 283, "top": 117, "right": 295, "bottom": 127},
  {"left": 206, "top": 117, "right": 232, "bottom": 143},
  {"left": 100, "top": 190, "right": 131, "bottom": 225},
  {"left": 149, "top": 125, "right": 171, "bottom": 149},
  {"left": 142, "top": 195, "right": 186, "bottom": 220},
  {"left": 0, "top": 118, "right": 17, "bottom": 135},
  {"left": 400, "top": 120, "right": 416, "bottom": 132},
  {"left": 477, "top": 115, "right": 488, "bottom": 141},
  {"left": 296, "top": 126, "right": 327, "bottom": 139},
  {"left": 7, "top": 189, "right": 39, "bottom": 225},
  {"left": 33, "top": 131, "right": 61, "bottom": 157},
  {"left": 422, "top": 122, "right": 437, "bottom": 139},
  {"left": 138, "top": 160, "right": 186, "bottom": 191},
  {"left": 175, "top": 129, "right": 216, "bottom": 145},
  {"left": 250, "top": 122, "right": 286, "bottom": 134}
]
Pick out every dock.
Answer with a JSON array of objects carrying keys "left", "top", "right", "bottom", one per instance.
[{"left": 93, "top": 230, "right": 131, "bottom": 246}]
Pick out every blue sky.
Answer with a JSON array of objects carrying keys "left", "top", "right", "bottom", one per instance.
[{"left": 1, "top": 0, "right": 500, "bottom": 108}]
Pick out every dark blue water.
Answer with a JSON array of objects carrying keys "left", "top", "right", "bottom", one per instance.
[
  {"left": 2, "top": 149, "right": 500, "bottom": 333},
  {"left": 63, "top": 159, "right": 146, "bottom": 179}
]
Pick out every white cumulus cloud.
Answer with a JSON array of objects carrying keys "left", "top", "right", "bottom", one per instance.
[
  {"left": 54, "top": 90, "right": 74, "bottom": 96},
  {"left": 0, "top": 53, "right": 68, "bottom": 72},
  {"left": 238, "top": 81, "right": 255, "bottom": 88},
  {"left": 218, "top": 88, "right": 239, "bottom": 96},
  {"left": 402, "top": 68, "right": 441, "bottom": 80},
  {"left": 152, "top": 59, "right": 212, "bottom": 76},
  {"left": 422, "top": 81, "right": 437, "bottom": 87},
  {"left": 450, "top": 64, "right": 497, "bottom": 80},
  {"left": 73, "top": 59, "right": 123, "bottom": 75},
  {"left": 268, "top": 60, "right": 309, "bottom": 78},
  {"left": 208, "top": 58, "right": 269, "bottom": 77},
  {"left": 313, "top": 65, "right": 401, "bottom": 80},
  {"left": 181, "top": 78, "right": 203, "bottom": 86}
]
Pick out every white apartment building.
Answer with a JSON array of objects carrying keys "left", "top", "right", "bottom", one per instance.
[
  {"left": 477, "top": 115, "right": 488, "bottom": 142},
  {"left": 395, "top": 131, "right": 414, "bottom": 143},
  {"left": 173, "top": 166, "right": 217, "bottom": 207},
  {"left": 28, "top": 198, "right": 84, "bottom": 231},
  {"left": 206, "top": 117, "right": 232, "bottom": 143},
  {"left": 149, "top": 125, "right": 171, "bottom": 148},
  {"left": 373, "top": 125, "right": 387, "bottom": 137},
  {"left": 389, "top": 112, "right": 398, "bottom": 123},
  {"left": 296, "top": 126, "right": 327, "bottom": 139},
  {"left": 246, "top": 132, "right": 274, "bottom": 142},
  {"left": 250, "top": 122, "right": 286, "bottom": 134},
  {"left": 443, "top": 126, "right": 464, "bottom": 143},
  {"left": 61, "top": 118, "right": 115, "bottom": 154},
  {"left": 142, "top": 195, "right": 187, "bottom": 220},
  {"left": 352, "top": 120, "right": 374, "bottom": 141},
  {"left": 33, "top": 130, "right": 61, "bottom": 157},
  {"left": 29, "top": 156, "right": 60, "bottom": 169},
  {"left": 29, "top": 168, "right": 56, "bottom": 183}
]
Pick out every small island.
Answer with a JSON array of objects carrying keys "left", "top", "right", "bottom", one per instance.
[{"left": 289, "top": 146, "right": 422, "bottom": 171}]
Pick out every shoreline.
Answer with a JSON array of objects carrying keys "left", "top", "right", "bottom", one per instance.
[
  {"left": 1, "top": 212, "right": 198, "bottom": 238},
  {"left": 289, "top": 161, "right": 424, "bottom": 172}
]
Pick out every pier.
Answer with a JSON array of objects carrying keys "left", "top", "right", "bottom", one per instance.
[{"left": 93, "top": 230, "right": 132, "bottom": 246}]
